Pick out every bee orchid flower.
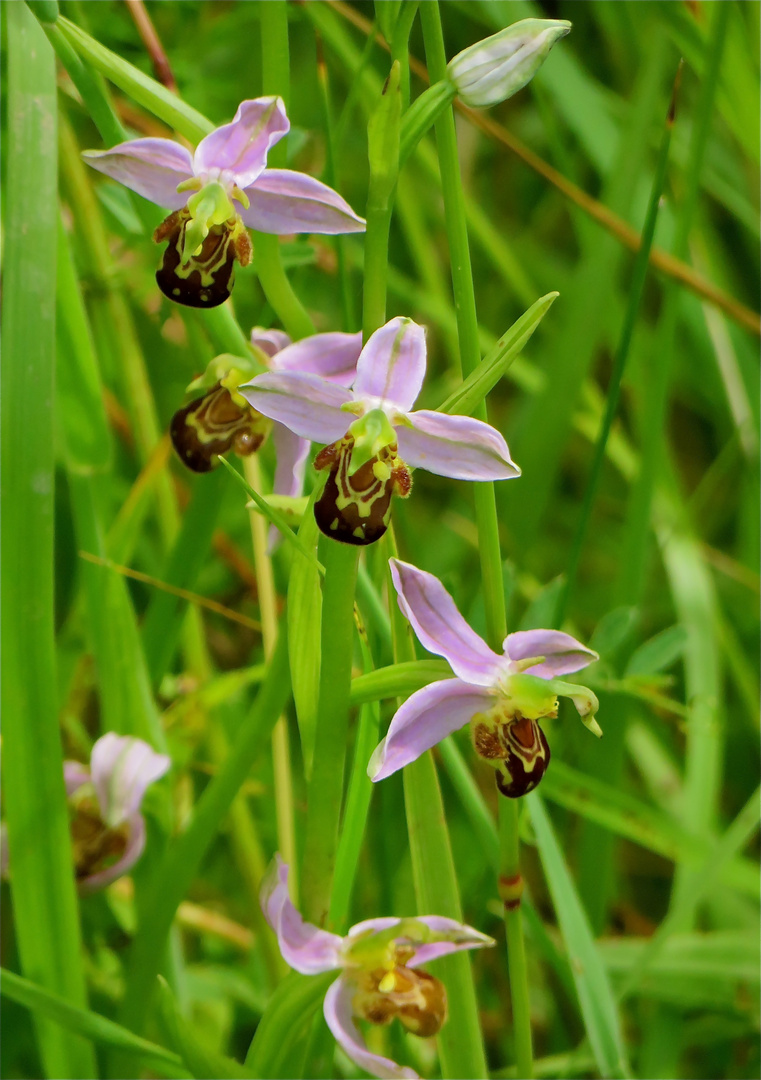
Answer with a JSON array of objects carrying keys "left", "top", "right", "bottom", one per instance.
[
  {"left": 262, "top": 856, "right": 494, "bottom": 1080},
  {"left": 240, "top": 316, "right": 520, "bottom": 545},
  {"left": 170, "top": 326, "right": 363, "bottom": 484},
  {"left": 83, "top": 97, "right": 365, "bottom": 308},
  {"left": 65, "top": 734, "right": 170, "bottom": 894},
  {"left": 369, "top": 560, "right": 601, "bottom": 796}
]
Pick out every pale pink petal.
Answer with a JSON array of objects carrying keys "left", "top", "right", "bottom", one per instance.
[
  {"left": 396, "top": 411, "right": 520, "bottom": 481},
  {"left": 261, "top": 856, "right": 343, "bottom": 974},
  {"left": 352, "top": 318, "right": 426, "bottom": 411},
  {"left": 240, "top": 169, "right": 366, "bottom": 234},
  {"left": 368, "top": 679, "right": 495, "bottom": 782},
  {"left": 64, "top": 761, "right": 91, "bottom": 797},
  {"left": 273, "top": 332, "right": 363, "bottom": 386},
  {"left": 272, "top": 422, "right": 310, "bottom": 501},
  {"left": 77, "top": 813, "right": 146, "bottom": 896},
  {"left": 251, "top": 327, "right": 292, "bottom": 358},
  {"left": 344, "top": 915, "right": 493, "bottom": 966},
  {"left": 504, "top": 629, "right": 598, "bottom": 679},
  {"left": 408, "top": 916, "right": 494, "bottom": 965},
  {"left": 82, "top": 139, "right": 193, "bottom": 209},
  {"left": 193, "top": 97, "right": 289, "bottom": 189},
  {"left": 239, "top": 371, "right": 352, "bottom": 443},
  {"left": 323, "top": 976, "right": 418, "bottom": 1080},
  {"left": 90, "top": 734, "right": 170, "bottom": 828},
  {"left": 389, "top": 559, "right": 503, "bottom": 686}
]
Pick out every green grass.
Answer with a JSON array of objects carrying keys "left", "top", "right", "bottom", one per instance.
[{"left": 2, "top": 2, "right": 758, "bottom": 1079}]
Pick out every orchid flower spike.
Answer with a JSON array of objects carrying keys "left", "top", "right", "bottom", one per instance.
[
  {"left": 369, "top": 560, "right": 601, "bottom": 797},
  {"left": 83, "top": 97, "right": 365, "bottom": 308},
  {"left": 447, "top": 19, "right": 571, "bottom": 109},
  {"left": 240, "top": 316, "right": 520, "bottom": 545},
  {"left": 64, "top": 734, "right": 170, "bottom": 894},
  {"left": 262, "top": 856, "right": 494, "bottom": 1080}
]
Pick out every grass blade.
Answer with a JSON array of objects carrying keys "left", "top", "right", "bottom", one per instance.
[
  {"left": 528, "top": 794, "right": 629, "bottom": 1079},
  {"left": 1, "top": 969, "right": 189, "bottom": 1079},
  {"left": 1, "top": 8, "right": 96, "bottom": 1075}
]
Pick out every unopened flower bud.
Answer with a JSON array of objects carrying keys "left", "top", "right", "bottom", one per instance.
[{"left": 447, "top": 19, "right": 571, "bottom": 108}]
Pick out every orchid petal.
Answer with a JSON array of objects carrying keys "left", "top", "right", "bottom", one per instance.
[
  {"left": 261, "top": 856, "right": 343, "bottom": 974},
  {"left": 239, "top": 371, "right": 352, "bottom": 443},
  {"left": 77, "top": 814, "right": 146, "bottom": 896},
  {"left": 273, "top": 332, "right": 363, "bottom": 386},
  {"left": 369, "top": 678, "right": 495, "bottom": 782},
  {"left": 352, "top": 318, "right": 426, "bottom": 411},
  {"left": 64, "top": 761, "right": 91, "bottom": 798},
  {"left": 82, "top": 139, "right": 192, "bottom": 209},
  {"left": 268, "top": 423, "right": 310, "bottom": 552},
  {"left": 251, "top": 327, "right": 291, "bottom": 358},
  {"left": 323, "top": 976, "right": 418, "bottom": 1080},
  {"left": 90, "top": 734, "right": 170, "bottom": 828},
  {"left": 193, "top": 97, "right": 289, "bottom": 189},
  {"left": 389, "top": 559, "right": 503, "bottom": 686},
  {"left": 344, "top": 915, "right": 494, "bottom": 966},
  {"left": 407, "top": 916, "right": 495, "bottom": 965},
  {"left": 240, "top": 169, "right": 366, "bottom": 234},
  {"left": 505, "top": 629, "right": 598, "bottom": 678},
  {"left": 271, "top": 422, "right": 310, "bottom": 501},
  {"left": 396, "top": 410, "right": 520, "bottom": 481}
]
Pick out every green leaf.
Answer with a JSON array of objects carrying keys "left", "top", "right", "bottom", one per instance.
[
  {"left": 1, "top": 968, "right": 188, "bottom": 1078},
  {"left": 219, "top": 456, "right": 324, "bottom": 575},
  {"left": 2, "top": 9, "right": 96, "bottom": 1076},
  {"left": 57, "top": 16, "right": 212, "bottom": 141},
  {"left": 399, "top": 79, "right": 458, "bottom": 165},
  {"left": 157, "top": 977, "right": 254, "bottom": 1079},
  {"left": 56, "top": 215, "right": 112, "bottom": 472},
  {"left": 625, "top": 624, "right": 687, "bottom": 677},
  {"left": 245, "top": 972, "right": 335, "bottom": 1079},
  {"left": 350, "top": 659, "right": 451, "bottom": 705},
  {"left": 588, "top": 607, "right": 638, "bottom": 660},
  {"left": 438, "top": 292, "right": 559, "bottom": 417},
  {"left": 528, "top": 794, "right": 630, "bottom": 1079}
]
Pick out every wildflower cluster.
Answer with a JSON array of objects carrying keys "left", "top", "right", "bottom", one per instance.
[{"left": 47, "top": 15, "right": 584, "bottom": 1078}]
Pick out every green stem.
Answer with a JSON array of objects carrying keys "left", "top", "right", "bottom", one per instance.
[
  {"left": 385, "top": 534, "right": 489, "bottom": 1079},
  {"left": 419, "top": 3, "right": 531, "bottom": 1074},
  {"left": 362, "top": 60, "right": 402, "bottom": 340},
  {"left": 255, "top": 0, "right": 315, "bottom": 341},
  {"left": 300, "top": 539, "right": 360, "bottom": 926},
  {"left": 244, "top": 455, "right": 298, "bottom": 898},
  {"left": 499, "top": 801, "right": 534, "bottom": 1077},
  {"left": 329, "top": 631, "right": 381, "bottom": 930}
]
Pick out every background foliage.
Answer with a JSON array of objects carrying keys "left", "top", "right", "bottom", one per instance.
[{"left": 1, "top": 2, "right": 759, "bottom": 1079}]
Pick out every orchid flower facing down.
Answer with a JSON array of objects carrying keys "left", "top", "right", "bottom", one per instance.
[
  {"left": 65, "top": 734, "right": 170, "bottom": 894},
  {"left": 170, "top": 328, "right": 362, "bottom": 483},
  {"left": 240, "top": 316, "right": 520, "bottom": 545},
  {"left": 370, "top": 560, "right": 601, "bottom": 797},
  {"left": 83, "top": 97, "right": 365, "bottom": 308},
  {"left": 262, "top": 856, "right": 494, "bottom": 1080}
]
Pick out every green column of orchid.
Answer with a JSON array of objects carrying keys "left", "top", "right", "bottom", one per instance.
[{"left": 419, "top": 3, "right": 534, "bottom": 1076}]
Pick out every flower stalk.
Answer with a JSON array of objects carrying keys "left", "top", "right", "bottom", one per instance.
[
  {"left": 419, "top": 3, "right": 535, "bottom": 1073},
  {"left": 300, "top": 537, "right": 361, "bottom": 926},
  {"left": 363, "top": 60, "right": 402, "bottom": 340}
]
